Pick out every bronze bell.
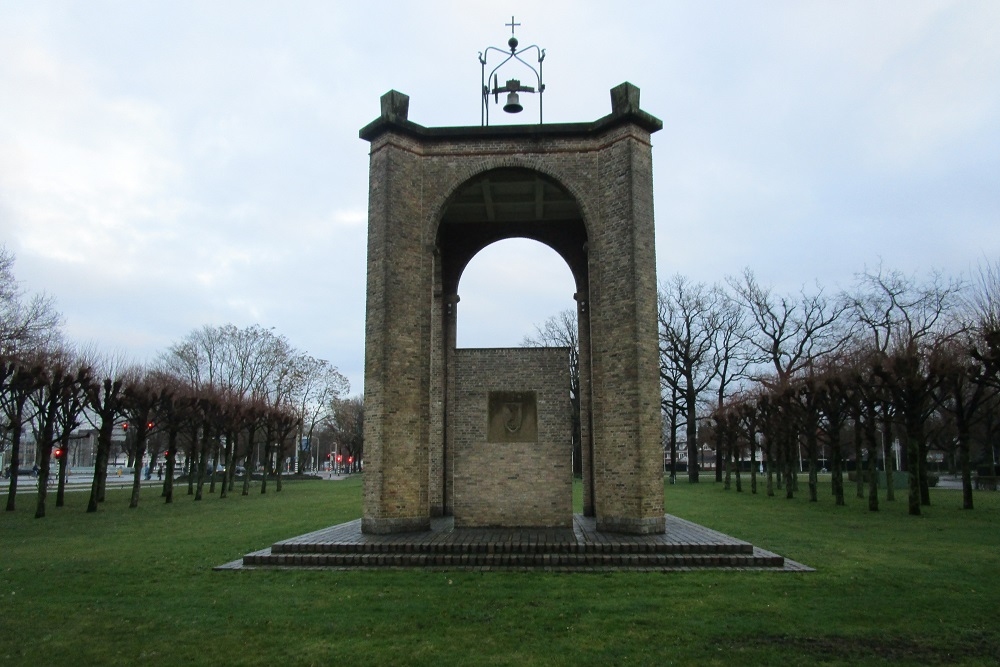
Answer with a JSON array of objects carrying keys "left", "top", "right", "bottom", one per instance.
[{"left": 503, "top": 90, "right": 523, "bottom": 113}]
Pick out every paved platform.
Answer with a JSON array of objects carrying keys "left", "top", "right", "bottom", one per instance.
[{"left": 218, "top": 514, "right": 812, "bottom": 572}]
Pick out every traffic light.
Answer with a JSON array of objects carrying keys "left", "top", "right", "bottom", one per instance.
[
  {"left": 336, "top": 454, "right": 343, "bottom": 464},
  {"left": 121, "top": 422, "right": 129, "bottom": 431},
  {"left": 53, "top": 447, "right": 65, "bottom": 460},
  {"left": 326, "top": 453, "right": 331, "bottom": 460},
  {"left": 147, "top": 421, "right": 154, "bottom": 430},
  {"left": 347, "top": 456, "right": 353, "bottom": 465}
]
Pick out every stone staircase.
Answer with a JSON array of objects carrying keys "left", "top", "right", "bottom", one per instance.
[{"left": 220, "top": 514, "right": 811, "bottom": 572}]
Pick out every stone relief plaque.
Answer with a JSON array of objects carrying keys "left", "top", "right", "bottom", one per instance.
[{"left": 487, "top": 391, "right": 538, "bottom": 442}]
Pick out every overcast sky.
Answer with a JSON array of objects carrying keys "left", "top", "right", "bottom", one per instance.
[{"left": 1, "top": 1, "right": 998, "bottom": 394}]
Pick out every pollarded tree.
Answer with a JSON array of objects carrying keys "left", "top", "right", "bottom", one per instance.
[
  {"left": 119, "top": 371, "right": 169, "bottom": 509},
  {"left": 793, "top": 375, "right": 825, "bottom": 503},
  {"left": 814, "top": 370, "right": 851, "bottom": 507},
  {"left": 2, "top": 359, "right": 45, "bottom": 511},
  {"left": 932, "top": 337, "right": 994, "bottom": 509},
  {"left": 81, "top": 353, "right": 133, "bottom": 513},
  {"left": 27, "top": 349, "right": 89, "bottom": 518}
]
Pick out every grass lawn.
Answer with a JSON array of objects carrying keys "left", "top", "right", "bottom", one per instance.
[{"left": 2, "top": 475, "right": 999, "bottom": 666}]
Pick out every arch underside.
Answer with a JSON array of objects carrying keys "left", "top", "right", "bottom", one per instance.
[{"left": 437, "top": 168, "right": 588, "bottom": 295}]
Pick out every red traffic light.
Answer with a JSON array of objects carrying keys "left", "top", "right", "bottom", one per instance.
[
  {"left": 336, "top": 454, "right": 343, "bottom": 463},
  {"left": 147, "top": 421, "right": 155, "bottom": 430},
  {"left": 53, "top": 447, "right": 64, "bottom": 459},
  {"left": 121, "top": 422, "right": 129, "bottom": 431},
  {"left": 347, "top": 456, "right": 353, "bottom": 464}
]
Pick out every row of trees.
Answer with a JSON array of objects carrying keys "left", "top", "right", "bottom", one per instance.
[
  {"left": 523, "top": 259, "right": 1000, "bottom": 515},
  {"left": 0, "top": 246, "right": 361, "bottom": 517},
  {"left": 659, "top": 261, "right": 1000, "bottom": 514}
]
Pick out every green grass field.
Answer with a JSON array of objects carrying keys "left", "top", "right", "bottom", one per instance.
[{"left": 2, "top": 476, "right": 998, "bottom": 666}]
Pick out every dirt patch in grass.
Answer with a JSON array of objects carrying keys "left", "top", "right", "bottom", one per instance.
[{"left": 745, "top": 632, "right": 1000, "bottom": 665}]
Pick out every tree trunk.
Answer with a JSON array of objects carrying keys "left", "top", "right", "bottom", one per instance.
[
  {"left": 735, "top": 445, "right": 743, "bottom": 493},
  {"left": 163, "top": 428, "right": 178, "bottom": 503},
  {"left": 903, "top": 427, "right": 921, "bottom": 516},
  {"left": 723, "top": 429, "right": 732, "bottom": 491},
  {"left": 668, "top": 412, "right": 678, "bottom": 485},
  {"left": 34, "top": 391, "right": 61, "bottom": 519},
  {"left": 34, "top": 451, "right": 51, "bottom": 519},
  {"left": 242, "top": 427, "right": 256, "bottom": 496},
  {"left": 765, "top": 438, "right": 775, "bottom": 497},
  {"left": 686, "top": 398, "right": 699, "bottom": 483},
  {"left": 224, "top": 428, "right": 237, "bottom": 494},
  {"left": 187, "top": 427, "right": 198, "bottom": 496},
  {"left": 4, "top": 404, "right": 25, "bottom": 512},
  {"left": 867, "top": 446, "right": 879, "bottom": 512},
  {"left": 775, "top": 434, "right": 785, "bottom": 491},
  {"left": 918, "top": 439, "right": 931, "bottom": 506},
  {"left": 884, "top": 415, "right": 896, "bottom": 502},
  {"left": 208, "top": 440, "right": 219, "bottom": 495},
  {"left": 806, "top": 426, "right": 819, "bottom": 503},
  {"left": 854, "top": 420, "right": 864, "bottom": 499},
  {"left": 784, "top": 433, "right": 796, "bottom": 499},
  {"left": 55, "top": 428, "right": 70, "bottom": 508},
  {"left": 830, "top": 422, "right": 844, "bottom": 506},
  {"left": 87, "top": 420, "right": 114, "bottom": 513},
  {"left": 195, "top": 423, "right": 210, "bottom": 501},
  {"left": 714, "top": 424, "right": 724, "bottom": 484},
  {"left": 129, "top": 441, "right": 146, "bottom": 509},
  {"left": 260, "top": 441, "right": 271, "bottom": 494},
  {"left": 958, "top": 423, "right": 974, "bottom": 510},
  {"left": 276, "top": 453, "right": 284, "bottom": 493}
]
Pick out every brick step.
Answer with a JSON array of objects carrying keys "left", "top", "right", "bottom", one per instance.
[
  {"left": 245, "top": 549, "right": 784, "bottom": 569},
  {"left": 270, "top": 540, "right": 754, "bottom": 556}
]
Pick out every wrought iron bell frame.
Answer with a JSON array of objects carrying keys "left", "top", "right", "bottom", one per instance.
[{"left": 479, "top": 18, "right": 545, "bottom": 126}]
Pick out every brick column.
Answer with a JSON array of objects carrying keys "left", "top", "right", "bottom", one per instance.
[{"left": 361, "top": 91, "right": 431, "bottom": 534}]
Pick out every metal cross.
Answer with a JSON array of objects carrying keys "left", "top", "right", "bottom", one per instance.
[{"left": 506, "top": 16, "right": 520, "bottom": 35}]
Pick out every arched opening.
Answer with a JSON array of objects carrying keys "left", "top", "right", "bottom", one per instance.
[
  {"left": 455, "top": 238, "right": 576, "bottom": 349},
  {"left": 432, "top": 167, "right": 590, "bottom": 527}
]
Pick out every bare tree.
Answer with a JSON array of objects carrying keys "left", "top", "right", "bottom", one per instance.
[
  {"left": 730, "top": 268, "right": 851, "bottom": 388},
  {"left": 707, "top": 286, "right": 757, "bottom": 480},
  {"left": 967, "top": 258, "right": 1000, "bottom": 334},
  {"left": 659, "top": 276, "right": 720, "bottom": 482},
  {"left": 522, "top": 310, "right": 580, "bottom": 475},
  {"left": 289, "top": 355, "right": 349, "bottom": 473},
  {"left": 331, "top": 396, "right": 364, "bottom": 471},
  {"left": 851, "top": 264, "right": 965, "bottom": 515},
  {"left": 0, "top": 246, "right": 63, "bottom": 357}
]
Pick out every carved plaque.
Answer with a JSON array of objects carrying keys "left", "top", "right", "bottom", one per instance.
[{"left": 487, "top": 391, "right": 538, "bottom": 443}]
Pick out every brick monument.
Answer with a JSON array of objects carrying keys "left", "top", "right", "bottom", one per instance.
[{"left": 360, "top": 82, "right": 665, "bottom": 535}]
